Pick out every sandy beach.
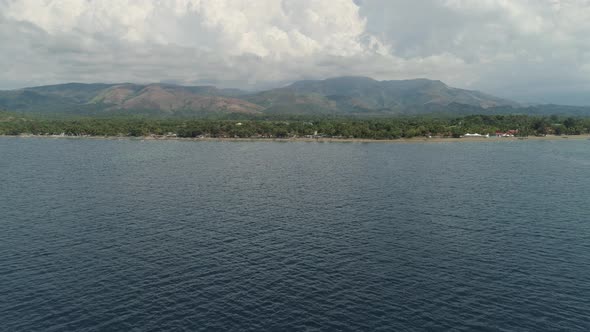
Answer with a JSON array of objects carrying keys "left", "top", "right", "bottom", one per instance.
[{"left": 4, "top": 134, "right": 590, "bottom": 143}]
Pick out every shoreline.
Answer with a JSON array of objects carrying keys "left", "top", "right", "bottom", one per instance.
[{"left": 3, "top": 134, "right": 590, "bottom": 143}]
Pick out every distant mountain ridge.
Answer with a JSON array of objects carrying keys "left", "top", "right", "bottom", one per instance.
[
  {"left": 250, "top": 76, "right": 518, "bottom": 115},
  {"left": 90, "top": 84, "right": 261, "bottom": 114},
  {"left": 0, "top": 83, "right": 261, "bottom": 115},
  {"left": 1, "top": 76, "right": 588, "bottom": 117}
]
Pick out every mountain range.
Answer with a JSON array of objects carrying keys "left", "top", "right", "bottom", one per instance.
[{"left": 1, "top": 76, "right": 588, "bottom": 117}]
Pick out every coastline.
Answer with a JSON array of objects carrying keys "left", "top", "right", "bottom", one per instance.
[{"left": 3, "top": 134, "right": 590, "bottom": 143}]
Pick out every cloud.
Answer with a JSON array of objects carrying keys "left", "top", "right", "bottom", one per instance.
[
  {"left": 0, "top": 0, "right": 377, "bottom": 58},
  {"left": 359, "top": 0, "right": 590, "bottom": 103},
  {"left": 0, "top": 0, "right": 387, "bottom": 88},
  {"left": 1, "top": 0, "right": 590, "bottom": 104}
]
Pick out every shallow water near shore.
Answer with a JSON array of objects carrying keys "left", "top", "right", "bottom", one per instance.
[{"left": 1, "top": 137, "right": 590, "bottom": 331}]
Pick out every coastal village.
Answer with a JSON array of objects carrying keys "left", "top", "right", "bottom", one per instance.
[
  {"left": 459, "top": 130, "right": 519, "bottom": 138},
  {"left": 30, "top": 127, "right": 570, "bottom": 142}
]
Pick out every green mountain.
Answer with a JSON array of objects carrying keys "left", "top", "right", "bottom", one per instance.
[
  {"left": 1, "top": 77, "right": 589, "bottom": 117},
  {"left": 250, "top": 76, "right": 519, "bottom": 115}
]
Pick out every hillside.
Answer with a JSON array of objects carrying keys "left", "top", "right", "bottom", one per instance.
[
  {"left": 92, "top": 84, "right": 262, "bottom": 115},
  {"left": 2, "top": 77, "right": 589, "bottom": 117},
  {"left": 0, "top": 83, "right": 261, "bottom": 116},
  {"left": 249, "top": 76, "right": 519, "bottom": 115}
]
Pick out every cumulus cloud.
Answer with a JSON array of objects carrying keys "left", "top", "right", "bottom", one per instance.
[
  {"left": 1, "top": 0, "right": 590, "bottom": 103},
  {"left": 359, "top": 0, "right": 590, "bottom": 103},
  {"left": 0, "top": 0, "right": 391, "bottom": 88}
]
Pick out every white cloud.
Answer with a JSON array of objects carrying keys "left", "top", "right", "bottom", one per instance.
[
  {"left": 0, "top": 0, "right": 372, "bottom": 57},
  {"left": 359, "top": 0, "right": 590, "bottom": 103},
  {"left": 1, "top": 0, "right": 590, "bottom": 104}
]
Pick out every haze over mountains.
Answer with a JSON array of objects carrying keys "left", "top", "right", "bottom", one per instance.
[{"left": 1, "top": 76, "right": 588, "bottom": 117}]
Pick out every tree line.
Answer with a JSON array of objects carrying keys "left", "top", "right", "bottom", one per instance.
[{"left": 1, "top": 112, "right": 589, "bottom": 139}]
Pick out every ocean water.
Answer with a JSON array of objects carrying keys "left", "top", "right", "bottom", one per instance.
[{"left": 1, "top": 137, "right": 589, "bottom": 331}]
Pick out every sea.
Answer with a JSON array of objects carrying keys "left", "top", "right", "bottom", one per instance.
[{"left": 1, "top": 137, "right": 589, "bottom": 331}]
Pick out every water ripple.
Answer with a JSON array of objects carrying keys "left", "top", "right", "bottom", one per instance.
[{"left": 1, "top": 137, "right": 590, "bottom": 331}]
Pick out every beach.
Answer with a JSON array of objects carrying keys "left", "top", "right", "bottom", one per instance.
[{"left": 5, "top": 134, "right": 590, "bottom": 143}]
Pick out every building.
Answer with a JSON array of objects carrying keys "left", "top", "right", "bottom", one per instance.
[{"left": 495, "top": 130, "right": 519, "bottom": 137}]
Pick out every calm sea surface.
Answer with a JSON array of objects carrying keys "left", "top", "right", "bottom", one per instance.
[{"left": 1, "top": 137, "right": 590, "bottom": 331}]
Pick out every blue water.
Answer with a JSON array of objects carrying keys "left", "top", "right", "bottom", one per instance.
[{"left": 1, "top": 137, "right": 590, "bottom": 331}]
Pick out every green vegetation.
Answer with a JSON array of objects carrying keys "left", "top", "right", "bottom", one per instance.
[
  {"left": 1, "top": 111, "right": 589, "bottom": 139},
  {"left": 5, "top": 78, "right": 590, "bottom": 118}
]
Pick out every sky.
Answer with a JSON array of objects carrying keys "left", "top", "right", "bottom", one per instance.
[{"left": 1, "top": 0, "right": 590, "bottom": 104}]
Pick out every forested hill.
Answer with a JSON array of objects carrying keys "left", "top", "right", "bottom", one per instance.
[
  {"left": 1, "top": 77, "right": 590, "bottom": 117},
  {"left": 248, "top": 77, "right": 518, "bottom": 115}
]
